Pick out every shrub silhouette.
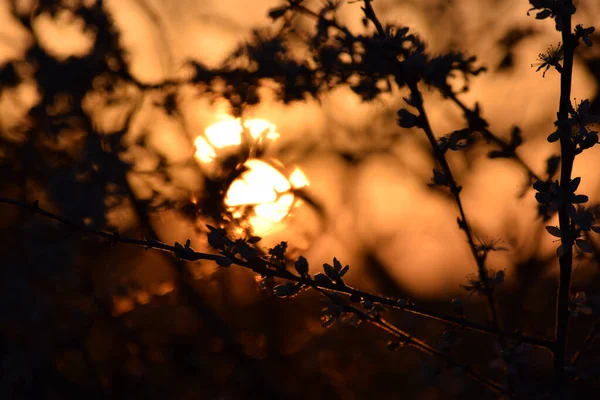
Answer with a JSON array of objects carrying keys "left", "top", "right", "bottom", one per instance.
[{"left": 0, "top": 0, "right": 599, "bottom": 399}]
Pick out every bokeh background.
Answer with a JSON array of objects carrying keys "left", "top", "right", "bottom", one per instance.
[{"left": 1, "top": 0, "right": 600, "bottom": 398}]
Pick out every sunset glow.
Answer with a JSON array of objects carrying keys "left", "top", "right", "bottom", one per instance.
[
  {"left": 194, "top": 115, "right": 280, "bottom": 163},
  {"left": 195, "top": 116, "right": 308, "bottom": 233}
]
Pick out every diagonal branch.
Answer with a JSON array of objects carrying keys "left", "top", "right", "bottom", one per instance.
[
  {"left": 294, "top": 1, "right": 541, "bottom": 184},
  {"left": 0, "top": 196, "right": 553, "bottom": 350},
  {"left": 318, "top": 290, "right": 511, "bottom": 396},
  {"left": 443, "top": 91, "right": 542, "bottom": 183},
  {"left": 360, "top": 0, "right": 500, "bottom": 329},
  {"left": 410, "top": 81, "right": 501, "bottom": 328}
]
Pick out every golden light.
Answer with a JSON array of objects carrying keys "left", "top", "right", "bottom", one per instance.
[
  {"left": 224, "top": 159, "right": 308, "bottom": 234},
  {"left": 204, "top": 118, "right": 243, "bottom": 147},
  {"left": 193, "top": 136, "right": 217, "bottom": 163},
  {"left": 225, "top": 159, "right": 290, "bottom": 204},
  {"left": 194, "top": 115, "right": 280, "bottom": 163},
  {"left": 194, "top": 115, "right": 308, "bottom": 234},
  {"left": 289, "top": 167, "right": 309, "bottom": 188},
  {"left": 244, "top": 119, "right": 279, "bottom": 140}
]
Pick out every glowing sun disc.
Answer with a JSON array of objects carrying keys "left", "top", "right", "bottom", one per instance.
[{"left": 195, "top": 116, "right": 308, "bottom": 233}]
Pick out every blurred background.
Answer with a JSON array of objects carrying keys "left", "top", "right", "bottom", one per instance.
[{"left": 1, "top": 0, "right": 600, "bottom": 398}]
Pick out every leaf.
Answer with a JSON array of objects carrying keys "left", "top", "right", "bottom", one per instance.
[
  {"left": 572, "top": 194, "right": 589, "bottom": 204},
  {"left": 173, "top": 240, "right": 204, "bottom": 261},
  {"left": 238, "top": 243, "right": 258, "bottom": 261},
  {"left": 579, "top": 99, "right": 591, "bottom": 115},
  {"left": 314, "top": 273, "right": 332, "bottom": 284},
  {"left": 247, "top": 236, "right": 262, "bottom": 244},
  {"left": 533, "top": 180, "right": 547, "bottom": 191},
  {"left": 273, "top": 283, "right": 298, "bottom": 298},
  {"left": 397, "top": 108, "right": 419, "bottom": 128},
  {"left": 269, "top": 241, "right": 288, "bottom": 259},
  {"left": 569, "top": 177, "right": 581, "bottom": 192},
  {"left": 535, "top": 192, "right": 552, "bottom": 204},
  {"left": 545, "top": 226, "right": 562, "bottom": 237},
  {"left": 207, "top": 227, "right": 231, "bottom": 249},
  {"left": 547, "top": 130, "right": 561, "bottom": 142},
  {"left": 333, "top": 257, "right": 343, "bottom": 271},
  {"left": 295, "top": 256, "right": 309, "bottom": 276},
  {"left": 535, "top": 9, "right": 552, "bottom": 20},
  {"left": 323, "top": 263, "right": 340, "bottom": 281},
  {"left": 268, "top": 6, "right": 288, "bottom": 21},
  {"left": 339, "top": 265, "right": 350, "bottom": 277}
]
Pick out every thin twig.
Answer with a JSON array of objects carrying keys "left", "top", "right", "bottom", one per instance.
[
  {"left": 360, "top": 0, "right": 500, "bottom": 329},
  {"left": 318, "top": 290, "right": 510, "bottom": 396},
  {"left": 0, "top": 196, "right": 553, "bottom": 349},
  {"left": 443, "top": 91, "right": 542, "bottom": 183},
  {"left": 293, "top": 2, "right": 540, "bottom": 185},
  {"left": 553, "top": 2, "right": 577, "bottom": 391}
]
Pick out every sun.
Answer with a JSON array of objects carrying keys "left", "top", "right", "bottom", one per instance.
[{"left": 194, "top": 114, "right": 308, "bottom": 234}]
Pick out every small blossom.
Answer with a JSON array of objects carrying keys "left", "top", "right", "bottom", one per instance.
[{"left": 531, "top": 43, "right": 563, "bottom": 77}]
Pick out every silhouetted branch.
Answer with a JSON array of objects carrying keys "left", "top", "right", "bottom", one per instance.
[
  {"left": 552, "top": 1, "right": 577, "bottom": 390},
  {"left": 360, "top": 0, "right": 500, "bottom": 329},
  {"left": 318, "top": 289, "right": 511, "bottom": 396},
  {"left": 444, "top": 91, "right": 542, "bottom": 183},
  {"left": 0, "top": 196, "right": 553, "bottom": 350}
]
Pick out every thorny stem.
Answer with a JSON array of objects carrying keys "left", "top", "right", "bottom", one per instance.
[
  {"left": 318, "top": 290, "right": 511, "bottom": 396},
  {"left": 0, "top": 197, "right": 553, "bottom": 350},
  {"left": 554, "top": 3, "right": 576, "bottom": 392},
  {"left": 360, "top": 0, "right": 500, "bottom": 329}
]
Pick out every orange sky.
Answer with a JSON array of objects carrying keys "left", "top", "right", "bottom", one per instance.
[{"left": 1, "top": 0, "right": 599, "bottom": 297}]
